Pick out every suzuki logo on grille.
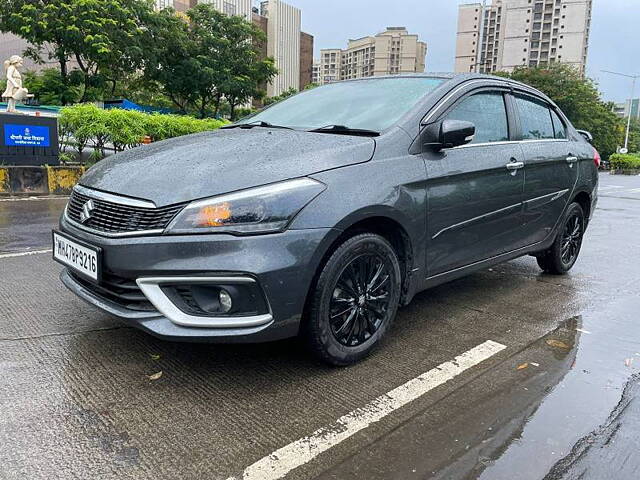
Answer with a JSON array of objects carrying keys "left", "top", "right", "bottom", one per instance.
[{"left": 79, "top": 199, "right": 95, "bottom": 224}]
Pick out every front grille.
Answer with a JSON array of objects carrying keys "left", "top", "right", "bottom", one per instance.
[
  {"left": 71, "top": 271, "right": 156, "bottom": 312},
  {"left": 66, "top": 189, "right": 185, "bottom": 235}
]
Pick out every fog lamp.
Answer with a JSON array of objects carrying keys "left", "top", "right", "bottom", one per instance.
[{"left": 219, "top": 289, "right": 233, "bottom": 313}]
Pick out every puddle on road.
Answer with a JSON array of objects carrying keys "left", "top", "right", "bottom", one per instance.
[{"left": 457, "top": 296, "right": 640, "bottom": 480}]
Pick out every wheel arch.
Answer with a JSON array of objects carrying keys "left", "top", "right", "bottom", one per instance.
[
  {"left": 572, "top": 190, "right": 592, "bottom": 223},
  {"left": 302, "top": 212, "right": 417, "bottom": 331}
]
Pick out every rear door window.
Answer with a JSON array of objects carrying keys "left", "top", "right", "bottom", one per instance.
[
  {"left": 444, "top": 92, "right": 509, "bottom": 144},
  {"left": 515, "top": 95, "right": 555, "bottom": 140}
]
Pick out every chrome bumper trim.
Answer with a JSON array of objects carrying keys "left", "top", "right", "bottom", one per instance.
[{"left": 136, "top": 277, "right": 273, "bottom": 329}]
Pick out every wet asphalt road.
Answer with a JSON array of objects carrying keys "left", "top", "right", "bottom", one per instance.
[
  {"left": 0, "top": 195, "right": 68, "bottom": 255},
  {"left": 1, "top": 172, "right": 640, "bottom": 480}
]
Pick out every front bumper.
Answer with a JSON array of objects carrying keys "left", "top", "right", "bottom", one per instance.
[{"left": 59, "top": 216, "right": 339, "bottom": 343}]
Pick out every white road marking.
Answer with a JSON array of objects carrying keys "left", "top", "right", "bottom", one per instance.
[
  {"left": 229, "top": 340, "right": 507, "bottom": 480},
  {"left": 0, "top": 249, "right": 52, "bottom": 259}
]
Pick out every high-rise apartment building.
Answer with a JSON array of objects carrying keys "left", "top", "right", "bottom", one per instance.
[
  {"left": 312, "top": 60, "right": 321, "bottom": 85},
  {"left": 318, "top": 49, "right": 343, "bottom": 85},
  {"left": 613, "top": 99, "right": 640, "bottom": 120},
  {"left": 316, "top": 27, "right": 427, "bottom": 85},
  {"left": 455, "top": 0, "right": 592, "bottom": 74},
  {"left": 260, "top": 0, "right": 301, "bottom": 96},
  {"left": 198, "top": 0, "right": 252, "bottom": 20},
  {"left": 299, "top": 32, "right": 314, "bottom": 88},
  {"left": 154, "top": 0, "right": 196, "bottom": 12},
  {"left": 156, "top": 0, "right": 250, "bottom": 16}
]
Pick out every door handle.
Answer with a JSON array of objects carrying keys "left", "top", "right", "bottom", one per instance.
[
  {"left": 506, "top": 161, "right": 525, "bottom": 170},
  {"left": 506, "top": 160, "right": 524, "bottom": 176}
]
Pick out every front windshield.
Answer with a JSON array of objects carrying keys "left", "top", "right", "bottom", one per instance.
[{"left": 240, "top": 77, "right": 444, "bottom": 132}]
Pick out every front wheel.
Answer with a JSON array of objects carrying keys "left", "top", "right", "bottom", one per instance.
[
  {"left": 536, "top": 202, "right": 585, "bottom": 275},
  {"left": 304, "top": 233, "right": 402, "bottom": 366}
]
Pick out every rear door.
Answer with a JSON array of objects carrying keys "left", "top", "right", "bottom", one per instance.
[
  {"left": 512, "top": 93, "right": 579, "bottom": 246},
  {"left": 424, "top": 88, "right": 526, "bottom": 276}
]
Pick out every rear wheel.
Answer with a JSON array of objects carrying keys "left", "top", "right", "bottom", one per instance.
[
  {"left": 536, "top": 202, "right": 585, "bottom": 275},
  {"left": 304, "top": 233, "right": 402, "bottom": 366}
]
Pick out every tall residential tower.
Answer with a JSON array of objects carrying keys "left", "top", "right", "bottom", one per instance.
[
  {"left": 455, "top": 0, "right": 592, "bottom": 74},
  {"left": 260, "top": 0, "right": 302, "bottom": 96},
  {"left": 316, "top": 27, "right": 427, "bottom": 85}
]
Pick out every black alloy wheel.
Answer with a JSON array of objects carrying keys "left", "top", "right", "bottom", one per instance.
[
  {"left": 329, "top": 253, "right": 393, "bottom": 347},
  {"left": 536, "top": 202, "right": 585, "bottom": 275},
  {"left": 304, "top": 233, "right": 402, "bottom": 366},
  {"left": 560, "top": 213, "right": 583, "bottom": 266}
]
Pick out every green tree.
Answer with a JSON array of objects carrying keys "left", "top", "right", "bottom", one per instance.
[
  {"left": 144, "top": 4, "right": 276, "bottom": 119},
  {"left": 263, "top": 87, "right": 298, "bottom": 106},
  {"left": 496, "top": 64, "right": 623, "bottom": 159},
  {"left": 116, "top": 75, "right": 176, "bottom": 111},
  {"left": 222, "top": 56, "right": 277, "bottom": 120},
  {"left": 1, "top": 0, "right": 152, "bottom": 102},
  {"left": 140, "top": 8, "right": 196, "bottom": 113},
  {"left": 625, "top": 118, "right": 640, "bottom": 154},
  {"left": 22, "top": 68, "right": 81, "bottom": 105}
]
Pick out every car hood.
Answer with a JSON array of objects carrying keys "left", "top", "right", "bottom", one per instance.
[{"left": 80, "top": 128, "right": 375, "bottom": 206}]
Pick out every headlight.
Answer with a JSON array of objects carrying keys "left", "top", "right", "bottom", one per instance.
[{"left": 164, "top": 178, "right": 326, "bottom": 235}]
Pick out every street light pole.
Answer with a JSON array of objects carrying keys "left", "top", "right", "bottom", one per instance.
[{"left": 602, "top": 70, "right": 640, "bottom": 153}]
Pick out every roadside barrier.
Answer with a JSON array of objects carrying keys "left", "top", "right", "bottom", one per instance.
[{"left": 0, "top": 165, "right": 85, "bottom": 196}]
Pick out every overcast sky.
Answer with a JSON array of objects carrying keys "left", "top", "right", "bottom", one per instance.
[{"left": 284, "top": 0, "right": 639, "bottom": 103}]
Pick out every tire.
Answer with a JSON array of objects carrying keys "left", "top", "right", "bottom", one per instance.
[
  {"left": 304, "top": 233, "right": 402, "bottom": 366},
  {"left": 536, "top": 202, "right": 585, "bottom": 275}
]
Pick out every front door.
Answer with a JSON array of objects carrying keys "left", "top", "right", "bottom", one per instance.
[
  {"left": 512, "top": 94, "right": 580, "bottom": 246},
  {"left": 423, "top": 90, "right": 526, "bottom": 277}
]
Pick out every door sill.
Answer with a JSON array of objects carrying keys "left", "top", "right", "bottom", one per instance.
[{"left": 421, "top": 237, "right": 553, "bottom": 290}]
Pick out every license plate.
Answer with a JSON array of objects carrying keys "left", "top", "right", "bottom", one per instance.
[{"left": 52, "top": 231, "right": 101, "bottom": 282}]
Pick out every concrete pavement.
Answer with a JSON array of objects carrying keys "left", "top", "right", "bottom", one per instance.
[{"left": 1, "top": 173, "right": 640, "bottom": 480}]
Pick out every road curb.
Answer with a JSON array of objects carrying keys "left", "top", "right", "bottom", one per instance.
[
  {"left": 610, "top": 169, "right": 640, "bottom": 176},
  {"left": 0, "top": 165, "right": 84, "bottom": 196}
]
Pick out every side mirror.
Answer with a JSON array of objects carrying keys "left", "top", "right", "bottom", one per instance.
[
  {"left": 440, "top": 120, "right": 476, "bottom": 149},
  {"left": 421, "top": 120, "right": 476, "bottom": 151},
  {"left": 576, "top": 129, "right": 593, "bottom": 144}
]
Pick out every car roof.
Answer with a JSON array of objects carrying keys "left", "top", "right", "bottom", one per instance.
[
  {"left": 345, "top": 72, "right": 535, "bottom": 91},
  {"left": 339, "top": 72, "right": 556, "bottom": 108}
]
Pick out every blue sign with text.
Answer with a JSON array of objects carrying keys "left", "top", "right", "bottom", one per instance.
[{"left": 4, "top": 124, "right": 51, "bottom": 147}]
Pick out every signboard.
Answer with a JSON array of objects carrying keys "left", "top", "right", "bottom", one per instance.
[
  {"left": 0, "top": 114, "right": 59, "bottom": 166},
  {"left": 4, "top": 123, "right": 51, "bottom": 147}
]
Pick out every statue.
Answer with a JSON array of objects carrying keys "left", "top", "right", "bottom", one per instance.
[{"left": 2, "top": 55, "right": 33, "bottom": 114}]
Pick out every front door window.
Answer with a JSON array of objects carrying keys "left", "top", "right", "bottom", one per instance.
[{"left": 445, "top": 92, "right": 509, "bottom": 144}]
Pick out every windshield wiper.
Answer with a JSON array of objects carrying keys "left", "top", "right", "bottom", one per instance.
[
  {"left": 308, "top": 125, "right": 380, "bottom": 137},
  {"left": 222, "top": 121, "right": 294, "bottom": 130}
]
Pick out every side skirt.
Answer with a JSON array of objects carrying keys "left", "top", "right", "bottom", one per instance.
[{"left": 418, "top": 235, "right": 555, "bottom": 292}]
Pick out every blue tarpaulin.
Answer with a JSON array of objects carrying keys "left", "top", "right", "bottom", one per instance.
[{"left": 103, "top": 99, "right": 174, "bottom": 114}]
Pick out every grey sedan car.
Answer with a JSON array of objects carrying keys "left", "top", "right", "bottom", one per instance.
[{"left": 54, "top": 74, "right": 598, "bottom": 365}]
